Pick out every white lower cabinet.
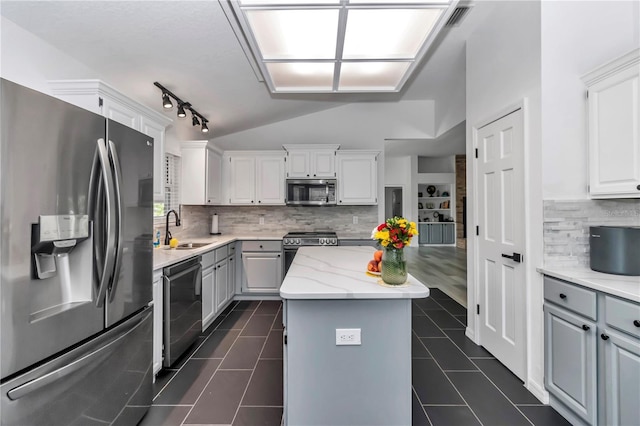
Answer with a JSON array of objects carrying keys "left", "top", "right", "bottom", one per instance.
[
  {"left": 152, "top": 269, "right": 163, "bottom": 377},
  {"left": 201, "top": 265, "right": 216, "bottom": 330},
  {"left": 215, "top": 259, "right": 229, "bottom": 312},
  {"left": 201, "top": 243, "right": 237, "bottom": 331}
]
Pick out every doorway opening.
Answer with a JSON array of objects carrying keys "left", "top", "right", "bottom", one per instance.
[{"left": 384, "top": 186, "right": 403, "bottom": 218}]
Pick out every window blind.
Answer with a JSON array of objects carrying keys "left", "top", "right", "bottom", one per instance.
[{"left": 164, "top": 153, "right": 181, "bottom": 214}]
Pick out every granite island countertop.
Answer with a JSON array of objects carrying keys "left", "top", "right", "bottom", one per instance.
[
  {"left": 280, "top": 246, "right": 429, "bottom": 300},
  {"left": 153, "top": 233, "right": 285, "bottom": 270},
  {"left": 537, "top": 266, "right": 640, "bottom": 303}
]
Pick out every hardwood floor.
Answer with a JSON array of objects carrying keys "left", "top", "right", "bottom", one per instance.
[{"left": 405, "top": 246, "right": 467, "bottom": 306}]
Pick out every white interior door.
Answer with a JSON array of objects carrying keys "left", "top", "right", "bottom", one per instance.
[{"left": 477, "top": 108, "right": 526, "bottom": 380}]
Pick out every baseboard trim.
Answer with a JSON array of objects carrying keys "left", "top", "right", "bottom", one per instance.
[
  {"left": 526, "top": 379, "right": 549, "bottom": 404},
  {"left": 465, "top": 326, "right": 477, "bottom": 343}
]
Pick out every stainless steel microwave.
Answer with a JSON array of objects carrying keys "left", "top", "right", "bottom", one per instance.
[{"left": 286, "top": 179, "right": 337, "bottom": 206}]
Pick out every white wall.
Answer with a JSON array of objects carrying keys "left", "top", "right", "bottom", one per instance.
[
  {"left": 384, "top": 156, "right": 415, "bottom": 241},
  {"left": 541, "top": 0, "right": 640, "bottom": 200},
  {"left": 417, "top": 156, "right": 455, "bottom": 173},
  {"left": 466, "top": 0, "right": 545, "bottom": 401},
  {"left": 0, "top": 16, "right": 99, "bottom": 93},
  {"left": 211, "top": 100, "right": 436, "bottom": 151}
]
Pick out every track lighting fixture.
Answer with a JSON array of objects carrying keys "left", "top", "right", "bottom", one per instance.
[
  {"left": 154, "top": 82, "right": 211, "bottom": 134},
  {"left": 177, "top": 103, "right": 186, "bottom": 118},
  {"left": 162, "top": 92, "right": 172, "bottom": 109}
]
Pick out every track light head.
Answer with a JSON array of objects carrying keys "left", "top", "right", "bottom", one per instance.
[
  {"left": 192, "top": 114, "right": 200, "bottom": 126},
  {"left": 177, "top": 104, "right": 186, "bottom": 118},
  {"left": 162, "top": 92, "right": 173, "bottom": 109},
  {"left": 201, "top": 122, "right": 209, "bottom": 133}
]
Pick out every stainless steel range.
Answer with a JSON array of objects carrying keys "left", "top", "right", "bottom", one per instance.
[{"left": 283, "top": 231, "right": 338, "bottom": 275}]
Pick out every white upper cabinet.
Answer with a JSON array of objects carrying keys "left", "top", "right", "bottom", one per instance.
[
  {"left": 583, "top": 49, "right": 640, "bottom": 198},
  {"left": 206, "top": 148, "right": 223, "bottom": 204},
  {"left": 229, "top": 155, "right": 257, "bottom": 204},
  {"left": 336, "top": 151, "right": 379, "bottom": 205},
  {"left": 284, "top": 144, "right": 339, "bottom": 178},
  {"left": 256, "top": 155, "right": 286, "bottom": 205},
  {"left": 227, "top": 152, "right": 285, "bottom": 205},
  {"left": 49, "top": 80, "right": 172, "bottom": 202},
  {"left": 181, "top": 141, "right": 223, "bottom": 205}
]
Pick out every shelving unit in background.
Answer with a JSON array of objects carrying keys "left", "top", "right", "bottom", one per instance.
[
  {"left": 417, "top": 183, "right": 453, "bottom": 222},
  {"left": 417, "top": 182, "right": 456, "bottom": 246}
]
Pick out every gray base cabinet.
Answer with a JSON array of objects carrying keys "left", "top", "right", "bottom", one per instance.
[
  {"left": 544, "top": 275, "right": 640, "bottom": 426},
  {"left": 241, "top": 240, "right": 283, "bottom": 294},
  {"left": 418, "top": 223, "right": 455, "bottom": 245},
  {"left": 544, "top": 304, "right": 597, "bottom": 425}
]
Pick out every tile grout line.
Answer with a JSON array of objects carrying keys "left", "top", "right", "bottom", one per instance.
[
  {"left": 423, "top": 296, "right": 537, "bottom": 426},
  {"left": 412, "top": 386, "right": 434, "bottom": 426},
  {"left": 152, "top": 309, "right": 233, "bottom": 402},
  {"left": 229, "top": 303, "right": 282, "bottom": 426},
  {"left": 180, "top": 301, "right": 263, "bottom": 426},
  {"left": 413, "top": 299, "right": 485, "bottom": 426}
]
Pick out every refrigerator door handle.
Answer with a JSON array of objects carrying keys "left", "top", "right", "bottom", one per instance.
[
  {"left": 6, "top": 308, "right": 149, "bottom": 401},
  {"left": 95, "top": 138, "right": 117, "bottom": 308},
  {"left": 107, "top": 140, "right": 124, "bottom": 302}
]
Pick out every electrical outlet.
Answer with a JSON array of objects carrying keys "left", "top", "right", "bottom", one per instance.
[
  {"left": 336, "top": 328, "right": 361, "bottom": 345},
  {"left": 352, "top": 216, "right": 358, "bottom": 224},
  {"left": 259, "top": 216, "right": 264, "bottom": 225}
]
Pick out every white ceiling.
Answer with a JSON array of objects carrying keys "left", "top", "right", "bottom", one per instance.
[{"left": 0, "top": 0, "right": 493, "bottom": 146}]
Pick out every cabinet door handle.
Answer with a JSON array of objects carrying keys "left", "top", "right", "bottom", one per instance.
[
  {"left": 259, "top": 245, "right": 263, "bottom": 249},
  {"left": 559, "top": 293, "right": 567, "bottom": 299},
  {"left": 251, "top": 200, "right": 254, "bottom": 204},
  {"left": 634, "top": 320, "right": 640, "bottom": 327},
  {"left": 306, "top": 174, "right": 310, "bottom": 177},
  {"left": 277, "top": 254, "right": 281, "bottom": 257},
  {"left": 601, "top": 333, "right": 609, "bottom": 341},
  {"left": 582, "top": 324, "right": 590, "bottom": 331},
  {"left": 258, "top": 200, "right": 261, "bottom": 203},
  {"left": 637, "top": 184, "right": 640, "bottom": 191}
]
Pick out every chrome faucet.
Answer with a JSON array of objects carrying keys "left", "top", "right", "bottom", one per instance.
[{"left": 165, "top": 210, "right": 181, "bottom": 246}]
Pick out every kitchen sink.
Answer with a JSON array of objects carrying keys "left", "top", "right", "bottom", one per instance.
[
  {"left": 177, "top": 242, "right": 211, "bottom": 249},
  {"left": 161, "top": 242, "right": 213, "bottom": 250}
]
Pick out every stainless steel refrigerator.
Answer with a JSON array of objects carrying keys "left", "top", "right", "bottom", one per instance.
[{"left": 0, "top": 79, "right": 154, "bottom": 425}]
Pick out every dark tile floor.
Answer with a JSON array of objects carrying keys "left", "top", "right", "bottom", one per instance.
[{"left": 140, "top": 293, "right": 569, "bottom": 426}]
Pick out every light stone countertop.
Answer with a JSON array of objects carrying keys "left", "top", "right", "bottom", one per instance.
[
  {"left": 537, "top": 266, "right": 640, "bottom": 303},
  {"left": 153, "top": 233, "right": 285, "bottom": 270},
  {"left": 280, "top": 246, "right": 430, "bottom": 300}
]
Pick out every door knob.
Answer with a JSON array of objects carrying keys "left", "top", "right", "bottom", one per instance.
[{"left": 501, "top": 253, "right": 522, "bottom": 263}]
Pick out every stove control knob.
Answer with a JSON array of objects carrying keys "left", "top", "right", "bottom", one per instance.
[
  {"left": 296, "top": 239, "right": 301, "bottom": 245},
  {"left": 285, "top": 239, "right": 291, "bottom": 245},
  {"left": 320, "top": 238, "right": 325, "bottom": 244},
  {"left": 331, "top": 238, "right": 337, "bottom": 245}
]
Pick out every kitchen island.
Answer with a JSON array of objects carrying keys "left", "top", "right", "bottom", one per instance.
[{"left": 280, "top": 246, "right": 429, "bottom": 426}]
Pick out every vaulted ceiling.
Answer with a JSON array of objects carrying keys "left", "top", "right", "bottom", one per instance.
[{"left": 1, "top": 1, "right": 493, "bottom": 144}]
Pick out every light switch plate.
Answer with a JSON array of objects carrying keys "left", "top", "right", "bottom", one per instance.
[
  {"left": 336, "top": 328, "right": 361, "bottom": 345},
  {"left": 352, "top": 216, "right": 358, "bottom": 224}
]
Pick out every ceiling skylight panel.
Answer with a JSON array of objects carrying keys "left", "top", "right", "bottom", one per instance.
[
  {"left": 342, "top": 8, "right": 443, "bottom": 59},
  {"left": 339, "top": 61, "right": 410, "bottom": 90},
  {"left": 266, "top": 62, "right": 335, "bottom": 91},
  {"left": 244, "top": 9, "right": 340, "bottom": 60},
  {"left": 239, "top": 0, "right": 340, "bottom": 4}
]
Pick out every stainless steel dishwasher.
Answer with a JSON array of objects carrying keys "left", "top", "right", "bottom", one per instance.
[{"left": 163, "top": 256, "right": 202, "bottom": 367}]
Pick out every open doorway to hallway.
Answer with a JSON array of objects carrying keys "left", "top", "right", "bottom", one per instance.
[{"left": 405, "top": 246, "right": 467, "bottom": 306}]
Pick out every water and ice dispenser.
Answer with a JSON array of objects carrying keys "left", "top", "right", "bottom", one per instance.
[{"left": 31, "top": 215, "right": 89, "bottom": 279}]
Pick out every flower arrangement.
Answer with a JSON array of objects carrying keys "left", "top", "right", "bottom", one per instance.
[{"left": 371, "top": 216, "right": 418, "bottom": 249}]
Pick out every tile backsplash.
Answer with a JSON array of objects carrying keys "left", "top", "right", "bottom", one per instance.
[
  {"left": 543, "top": 199, "right": 640, "bottom": 268},
  {"left": 155, "top": 205, "right": 379, "bottom": 241}
]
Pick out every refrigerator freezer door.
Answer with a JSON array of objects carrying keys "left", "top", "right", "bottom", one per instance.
[
  {"left": 1, "top": 307, "right": 152, "bottom": 426},
  {"left": 0, "top": 79, "right": 105, "bottom": 379},
  {"left": 105, "top": 120, "right": 153, "bottom": 327}
]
